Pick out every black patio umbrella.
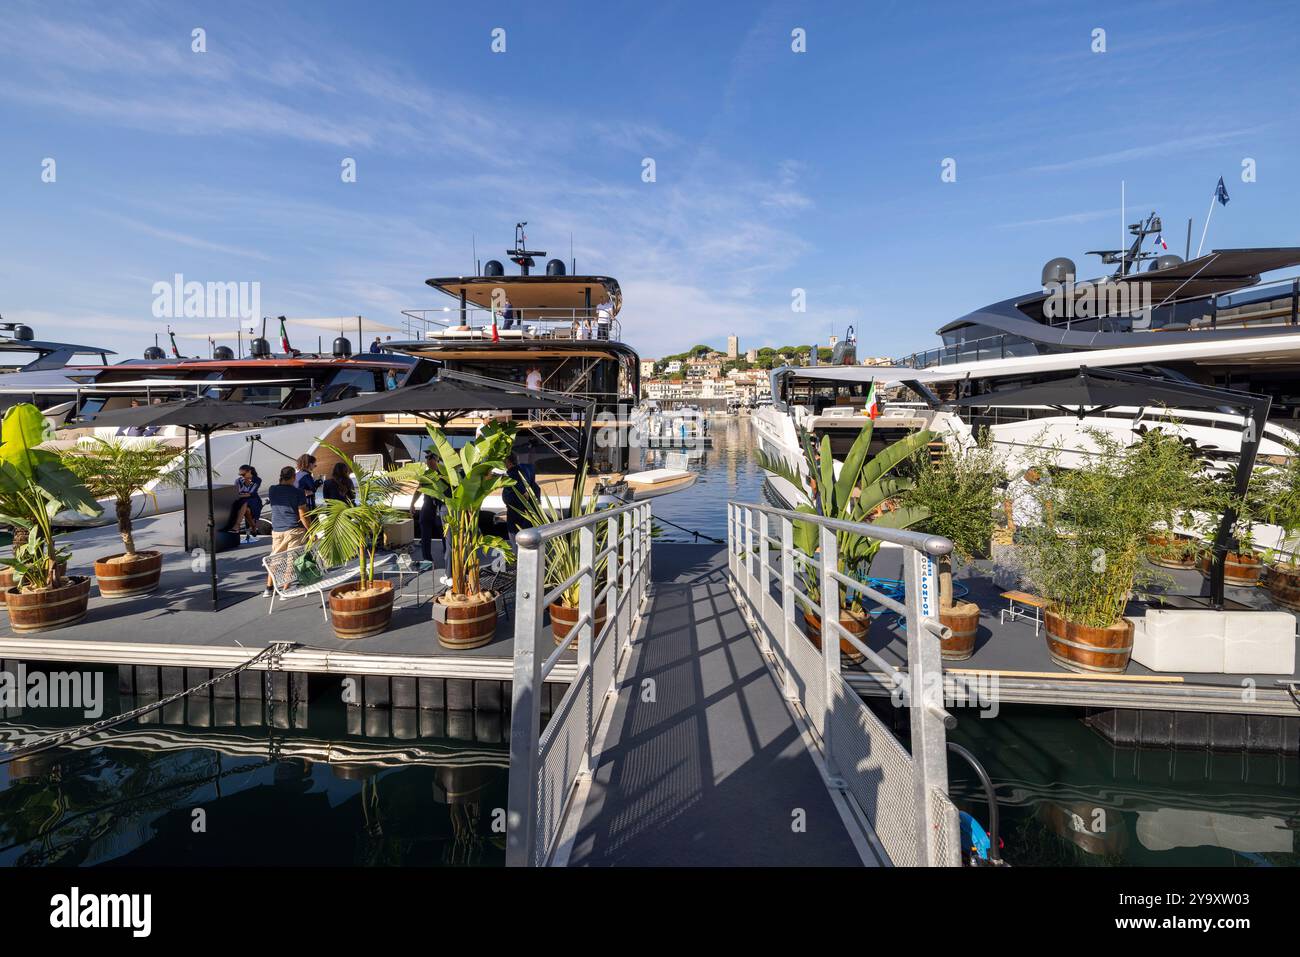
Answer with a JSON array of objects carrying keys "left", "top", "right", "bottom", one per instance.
[
  {"left": 81, "top": 397, "right": 277, "bottom": 610},
  {"left": 270, "top": 370, "right": 597, "bottom": 469},
  {"left": 948, "top": 366, "right": 1272, "bottom": 608}
]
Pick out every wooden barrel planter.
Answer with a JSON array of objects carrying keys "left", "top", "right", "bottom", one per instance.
[
  {"left": 1044, "top": 610, "right": 1133, "bottom": 674},
  {"left": 328, "top": 581, "right": 395, "bottom": 640},
  {"left": 939, "top": 600, "right": 980, "bottom": 661},
  {"left": 1146, "top": 534, "right": 1199, "bottom": 570},
  {"left": 0, "top": 560, "right": 66, "bottom": 608},
  {"left": 6, "top": 576, "right": 92, "bottom": 634},
  {"left": 93, "top": 550, "right": 163, "bottom": 598},
  {"left": 437, "top": 593, "right": 498, "bottom": 650},
  {"left": 801, "top": 608, "right": 868, "bottom": 665},
  {"left": 1197, "top": 550, "right": 1263, "bottom": 587},
  {"left": 550, "top": 600, "right": 609, "bottom": 649},
  {"left": 1266, "top": 563, "right": 1300, "bottom": 611}
]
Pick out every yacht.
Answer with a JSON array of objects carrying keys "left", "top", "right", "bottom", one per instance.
[
  {"left": 385, "top": 223, "right": 695, "bottom": 502},
  {"left": 754, "top": 212, "right": 1300, "bottom": 548}
]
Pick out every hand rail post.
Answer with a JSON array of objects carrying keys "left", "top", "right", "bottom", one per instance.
[
  {"left": 620, "top": 509, "right": 632, "bottom": 651},
  {"left": 757, "top": 510, "right": 771, "bottom": 650},
  {"left": 902, "top": 546, "right": 950, "bottom": 866},
  {"left": 819, "top": 524, "right": 841, "bottom": 783},
  {"left": 780, "top": 514, "right": 797, "bottom": 701},
  {"left": 577, "top": 524, "right": 595, "bottom": 776},
  {"left": 606, "top": 511, "right": 620, "bottom": 678},
  {"left": 506, "top": 530, "right": 546, "bottom": 867},
  {"left": 743, "top": 505, "right": 755, "bottom": 608}
]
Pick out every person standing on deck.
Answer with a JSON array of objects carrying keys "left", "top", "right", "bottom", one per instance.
[
  {"left": 264, "top": 466, "right": 311, "bottom": 596},
  {"left": 369, "top": 336, "right": 382, "bottom": 353},
  {"left": 502, "top": 453, "right": 541, "bottom": 548},
  {"left": 415, "top": 448, "right": 444, "bottom": 564},
  {"left": 295, "top": 454, "right": 320, "bottom": 509}
]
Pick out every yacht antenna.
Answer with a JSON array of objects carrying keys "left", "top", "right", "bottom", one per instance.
[{"left": 510, "top": 221, "right": 546, "bottom": 276}]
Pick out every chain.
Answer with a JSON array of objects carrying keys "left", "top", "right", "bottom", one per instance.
[{"left": 0, "top": 641, "right": 299, "bottom": 767}]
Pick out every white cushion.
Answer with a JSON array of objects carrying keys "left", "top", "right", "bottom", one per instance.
[
  {"left": 1131, "top": 610, "right": 1224, "bottom": 672},
  {"left": 1223, "top": 612, "right": 1296, "bottom": 675}
]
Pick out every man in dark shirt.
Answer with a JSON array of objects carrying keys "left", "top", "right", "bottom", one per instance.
[{"left": 264, "top": 466, "right": 311, "bottom": 596}]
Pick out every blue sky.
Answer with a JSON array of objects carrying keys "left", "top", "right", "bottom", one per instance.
[{"left": 2, "top": 0, "right": 1298, "bottom": 361}]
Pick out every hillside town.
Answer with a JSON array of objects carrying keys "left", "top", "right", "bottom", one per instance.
[{"left": 639, "top": 333, "right": 893, "bottom": 409}]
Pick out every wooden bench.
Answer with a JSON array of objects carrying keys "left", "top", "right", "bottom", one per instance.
[
  {"left": 999, "top": 590, "right": 1048, "bottom": 636},
  {"left": 262, "top": 545, "right": 393, "bottom": 620}
]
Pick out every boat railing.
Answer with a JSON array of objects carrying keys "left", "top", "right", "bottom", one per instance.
[
  {"left": 400, "top": 305, "right": 623, "bottom": 344},
  {"left": 726, "top": 500, "right": 962, "bottom": 866},
  {"left": 506, "top": 499, "right": 653, "bottom": 867}
]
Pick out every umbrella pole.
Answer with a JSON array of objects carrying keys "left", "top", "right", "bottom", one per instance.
[{"left": 205, "top": 429, "right": 218, "bottom": 610}]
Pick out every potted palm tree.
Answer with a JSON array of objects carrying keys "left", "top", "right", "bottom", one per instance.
[
  {"left": 0, "top": 404, "right": 102, "bottom": 633},
  {"left": 758, "top": 422, "right": 934, "bottom": 664},
  {"left": 905, "top": 431, "right": 1006, "bottom": 659},
  {"left": 1018, "top": 427, "right": 1204, "bottom": 674},
  {"left": 515, "top": 464, "right": 609, "bottom": 648},
  {"left": 59, "top": 436, "right": 200, "bottom": 598},
  {"left": 310, "top": 447, "right": 408, "bottom": 639},
  {"left": 418, "top": 421, "right": 516, "bottom": 650}
]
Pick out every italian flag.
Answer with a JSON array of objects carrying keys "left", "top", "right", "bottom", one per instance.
[
  {"left": 278, "top": 316, "right": 292, "bottom": 352},
  {"left": 865, "top": 381, "right": 880, "bottom": 419}
]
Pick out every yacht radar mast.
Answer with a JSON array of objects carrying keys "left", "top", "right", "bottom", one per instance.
[
  {"left": 1085, "top": 212, "right": 1172, "bottom": 276},
  {"left": 509, "top": 221, "right": 548, "bottom": 275}
]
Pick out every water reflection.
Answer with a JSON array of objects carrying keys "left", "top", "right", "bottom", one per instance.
[
  {"left": 947, "top": 705, "right": 1299, "bottom": 866},
  {"left": 0, "top": 669, "right": 508, "bottom": 866}
]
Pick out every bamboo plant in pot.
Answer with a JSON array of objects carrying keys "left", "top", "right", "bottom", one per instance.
[
  {"left": 1017, "top": 427, "right": 1204, "bottom": 674},
  {"left": 904, "top": 430, "right": 1006, "bottom": 660},
  {"left": 310, "top": 446, "right": 407, "bottom": 639},
  {"left": 1194, "top": 462, "right": 1269, "bottom": 587},
  {"left": 515, "top": 463, "right": 609, "bottom": 648},
  {"left": 757, "top": 421, "right": 934, "bottom": 664},
  {"left": 0, "top": 404, "right": 102, "bottom": 633},
  {"left": 1259, "top": 440, "right": 1300, "bottom": 607},
  {"left": 59, "top": 436, "right": 200, "bottom": 598},
  {"left": 417, "top": 421, "right": 516, "bottom": 650}
]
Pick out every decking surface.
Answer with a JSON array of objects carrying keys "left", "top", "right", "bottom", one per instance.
[{"left": 567, "top": 544, "right": 866, "bottom": 867}]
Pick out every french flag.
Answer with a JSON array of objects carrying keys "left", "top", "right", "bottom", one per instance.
[{"left": 1154, "top": 233, "right": 1167, "bottom": 250}]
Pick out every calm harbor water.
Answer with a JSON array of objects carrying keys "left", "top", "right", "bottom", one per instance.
[{"left": 1, "top": 415, "right": 1294, "bottom": 866}]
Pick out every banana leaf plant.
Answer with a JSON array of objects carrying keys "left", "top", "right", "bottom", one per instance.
[
  {"left": 309, "top": 446, "right": 408, "bottom": 589},
  {"left": 416, "top": 421, "right": 517, "bottom": 599},
  {"left": 757, "top": 421, "right": 933, "bottom": 615},
  {"left": 0, "top": 404, "right": 102, "bottom": 590},
  {"left": 514, "top": 463, "right": 607, "bottom": 608}
]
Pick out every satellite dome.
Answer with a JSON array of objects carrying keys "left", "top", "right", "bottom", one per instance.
[
  {"left": 483, "top": 259, "right": 505, "bottom": 277},
  {"left": 545, "top": 258, "right": 567, "bottom": 276},
  {"left": 143, "top": 346, "right": 166, "bottom": 360},
  {"left": 1041, "top": 257, "right": 1076, "bottom": 286},
  {"left": 1148, "top": 254, "right": 1184, "bottom": 271},
  {"left": 213, "top": 345, "right": 235, "bottom": 361}
]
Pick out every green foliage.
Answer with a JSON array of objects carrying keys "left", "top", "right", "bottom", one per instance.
[
  {"left": 757, "top": 421, "right": 933, "bottom": 614},
  {"left": 416, "top": 421, "right": 517, "bottom": 598},
  {"left": 0, "top": 404, "right": 101, "bottom": 590},
  {"left": 1018, "top": 427, "right": 1208, "bottom": 629},
  {"left": 1262, "top": 435, "right": 1300, "bottom": 563},
  {"left": 60, "top": 437, "right": 202, "bottom": 556},
  {"left": 906, "top": 431, "right": 1006, "bottom": 562},
  {"left": 309, "top": 447, "right": 407, "bottom": 589},
  {"left": 514, "top": 464, "right": 608, "bottom": 607}
]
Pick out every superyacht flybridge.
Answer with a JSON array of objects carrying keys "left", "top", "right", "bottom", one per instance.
[{"left": 755, "top": 213, "right": 1300, "bottom": 533}]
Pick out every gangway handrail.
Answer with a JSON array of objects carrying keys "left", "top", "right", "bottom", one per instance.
[
  {"left": 506, "top": 498, "right": 652, "bottom": 866},
  {"left": 726, "top": 499, "right": 962, "bottom": 867}
]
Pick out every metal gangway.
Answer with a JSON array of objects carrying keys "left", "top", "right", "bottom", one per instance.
[{"left": 506, "top": 498, "right": 962, "bottom": 867}]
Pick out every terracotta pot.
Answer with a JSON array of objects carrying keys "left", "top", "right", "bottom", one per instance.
[
  {"left": 328, "top": 580, "right": 395, "bottom": 639},
  {"left": 801, "top": 607, "right": 868, "bottom": 664},
  {"left": 437, "top": 592, "right": 498, "bottom": 650},
  {"left": 1266, "top": 562, "right": 1300, "bottom": 611},
  {"left": 939, "top": 600, "right": 980, "bottom": 661},
  {"left": 1145, "top": 533, "right": 1199, "bottom": 570},
  {"left": 0, "top": 560, "right": 68, "bottom": 608},
  {"left": 1197, "top": 550, "right": 1263, "bottom": 587},
  {"left": 93, "top": 550, "right": 163, "bottom": 599},
  {"left": 1044, "top": 610, "right": 1133, "bottom": 675},
  {"left": 6, "top": 576, "right": 92, "bottom": 634},
  {"left": 549, "top": 600, "right": 609, "bottom": 649}
]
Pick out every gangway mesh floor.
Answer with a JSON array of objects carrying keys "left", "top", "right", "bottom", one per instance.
[{"left": 566, "top": 544, "right": 867, "bottom": 866}]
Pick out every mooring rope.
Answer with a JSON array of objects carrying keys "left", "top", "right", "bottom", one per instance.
[
  {"left": 0, "top": 641, "right": 298, "bottom": 767},
  {"left": 604, "top": 488, "right": 724, "bottom": 545}
]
